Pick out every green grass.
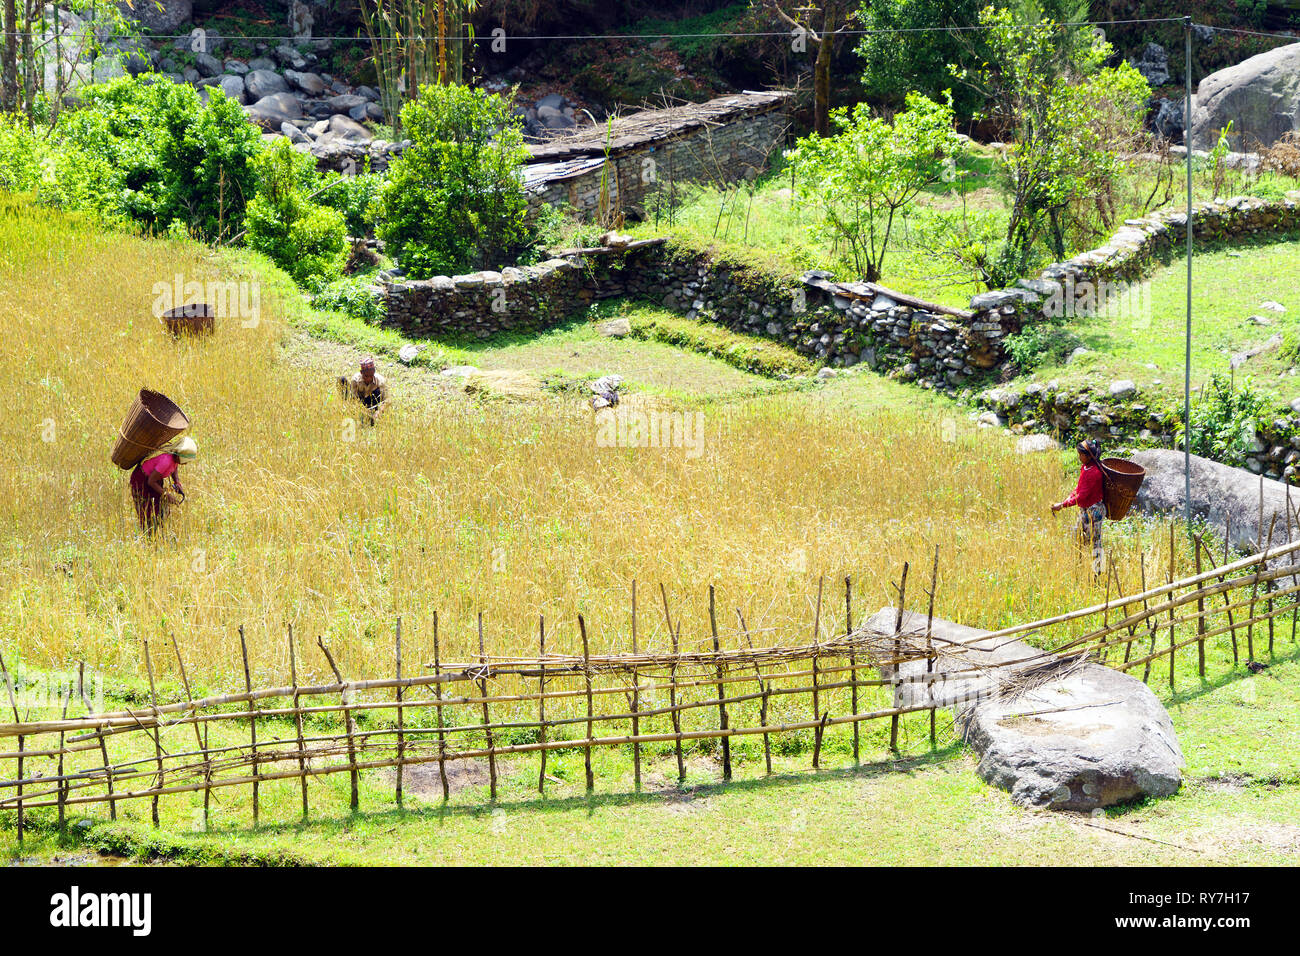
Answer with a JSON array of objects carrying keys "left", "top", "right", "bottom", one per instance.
[{"left": 1020, "top": 233, "right": 1300, "bottom": 411}]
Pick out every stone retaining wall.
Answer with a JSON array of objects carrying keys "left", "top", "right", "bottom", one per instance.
[{"left": 380, "top": 191, "right": 1300, "bottom": 476}]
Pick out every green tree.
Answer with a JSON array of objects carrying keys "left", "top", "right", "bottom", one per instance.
[
  {"left": 787, "top": 92, "right": 965, "bottom": 282},
  {"left": 377, "top": 83, "right": 530, "bottom": 278},
  {"left": 957, "top": 6, "right": 1149, "bottom": 286},
  {"left": 855, "top": 0, "right": 1088, "bottom": 121}
]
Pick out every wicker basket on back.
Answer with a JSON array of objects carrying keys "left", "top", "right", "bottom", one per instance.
[
  {"left": 110, "top": 389, "right": 190, "bottom": 470},
  {"left": 1100, "top": 457, "right": 1146, "bottom": 521}
]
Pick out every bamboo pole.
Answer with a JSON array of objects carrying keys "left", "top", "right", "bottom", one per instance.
[
  {"left": 709, "top": 585, "right": 732, "bottom": 780},
  {"left": 238, "top": 625, "right": 259, "bottom": 825},
  {"left": 630, "top": 580, "right": 641, "bottom": 791},
  {"left": 288, "top": 624, "right": 308, "bottom": 821},
  {"left": 318, "top": 637, "right": 358, "bottom": 811},
  {"left": 395, "top": 617, "right": 405, "bottom": 809},
  {"left": 142, "top": 640, "right": 164, "bottom": 827},
  {"left": 478, "top": 612, "right": 497, "bottom": 801},
  {"left": 2, "top": 653, "right": 23, "bottom": 842},
  {"left": 432, "top": 611, "right": 449, "bottom": 801},
  {"left": 537, "top": 615, "right": 547, "bottom": 795},
  {"left": 580, "top": 614, "right": 595, "bottom": 791}
]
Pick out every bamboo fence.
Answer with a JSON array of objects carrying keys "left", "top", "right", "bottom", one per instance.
[{"left": 1, "top": 524, "right": 1297, "bottom": 838}]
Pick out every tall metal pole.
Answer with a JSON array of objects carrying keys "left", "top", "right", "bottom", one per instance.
[{"left": 1183, "top": 16, "right": 1194, "bottom": 529}]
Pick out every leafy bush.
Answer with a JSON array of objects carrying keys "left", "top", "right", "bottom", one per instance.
[
  {"left": 317, "top": 171, "right": 384, "bottom": 238},
  {"left": 1176, "top": 374, "right": 1272, "bottom": 468},
  {"left": 40, "top": 76, "right": 262, "bottom": 239},
  {"left": 377, "top": 84, "right": 531, "bottom": 277},
  {"left": 0, "top": 117, "right": 45, "bottom": 194},
  {"left": 245, "top": 140, "right": 348, "bottom": 286},
  {"left": 310, "top": 273, "right": 385, "bottom": 325},
  {"left": 1003, "top": 320, "right": 1083, "bottom": 371}
]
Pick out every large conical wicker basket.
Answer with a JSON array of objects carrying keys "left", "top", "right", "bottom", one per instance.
[
  {"left": 110, "top": 389, "right": 190, "bottom": 470},
  {"left": 1100, "top": 457, "right": 1146, "bottom": 521}
]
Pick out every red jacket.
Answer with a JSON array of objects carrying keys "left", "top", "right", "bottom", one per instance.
[{"left": 1062, "top": 463, "right": 1104, "bottom": 510}]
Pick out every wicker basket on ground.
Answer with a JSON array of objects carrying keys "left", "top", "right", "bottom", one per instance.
[{"left": 161, "top": 303, "right": 215, "bottom": 336}]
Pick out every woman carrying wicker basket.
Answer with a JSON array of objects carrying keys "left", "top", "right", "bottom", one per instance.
[
  {"left": 129, "top": 436, "right": 197, "bottom": 533},
  {"left": 1051, "top": 438, "right": 1105, "bottom": 570}
]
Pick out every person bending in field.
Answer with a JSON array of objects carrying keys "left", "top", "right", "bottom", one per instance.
[
  {"left": 345, "top": 357, "right": 390, "bottom": 425},
  {"left": 130, "top": 435, "right": 197, "bottom": 534},
  {"left": 1051, "top": 438, "right": 1105, "bottom": 571}
]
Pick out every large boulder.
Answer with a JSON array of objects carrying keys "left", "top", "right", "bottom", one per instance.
[
  {"left": 245, "top": 68, "right": 289, "bottom": 100},
  {"left": 244, "top": 92, "right": 303, "bottom": 131},
  {"left": 117, "top": 0, "right": 191, "bottom": 33},
  {"left": 959, "top": 662, "right": 1185, "bottom": 811},
  {"left": 1129, "top": 448, "right": 1295, "bottom": 552},
  {"left": 1190, "top": 42, "right": 1300, "bottom": 150},
  {"left": 865, "top": 608, "right": 1184, "bottom": 811},
  {"left": 323, "top": 113, "right": 371, "bottom": 143}
]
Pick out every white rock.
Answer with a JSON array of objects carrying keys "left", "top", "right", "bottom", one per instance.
[{"left": 1109, "top": 379, "right": 1138, "bottom": 398}]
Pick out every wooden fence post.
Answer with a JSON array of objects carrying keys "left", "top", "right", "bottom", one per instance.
[
  {"left": 925, "top": 546, "right": 939, "bottom": 748},
  {"left": 238, "top": 625, "right": 259, "bottom": 825},
  {"left": 630, "top": 579, "right": 641, "bottom": 791},
  {"left": 579, "top": 614, "right": 595, "bottom": 791},
  {"left": 142, "top": 640, "right": 164, "bottom": 827},
  {"left": 395, "top": 617, "right": 405, "bottom": 809},
  {"left": 432, "top": 612, "right": 449, "bottom": 801},
  {"left": 478, "top": 612, "right": 498, "bottom": 801},
  {"left": 890, "top": 562, "right": 909, "bottom": 756},
  {"left": 845, "top": 575, "right": 859, "bottom": 763},
  {"left": 318, "top": 637, "right": 358, "bottom": 812},
  {"left": 78, "top": 661, "right": 115, "bottom": 821},
  {"left": 708, "top": 585, "right": 732, "bottom": 780},
  {"left": 1193, "top": 533, "right": 1206, "bottom": 678},
  {"left": 661, "top": 585, "right": 685, "bottom": 782},
  {"left": 810, "top": 577, "right": 823, "bottom": 769},
  {"left": 287, "top": 624, "right": 308, "bottom": 821},
  {"left": 736, "top": 609, "right": 772, "bottom": 774},
  {"left": 537, "top": 615, "right": 547, "bottom": 795},
  {"left": 2, "top": 653, "right": 22, "bottom": 843}
]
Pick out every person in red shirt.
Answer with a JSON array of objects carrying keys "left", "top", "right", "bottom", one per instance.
[{"left": 1051, "top": 438, "right": 1106, "bottom": 569}]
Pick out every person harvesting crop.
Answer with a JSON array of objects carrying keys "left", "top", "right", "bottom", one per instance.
[
  {"left": 345, "top": 357, "right": 390, "bottom": 425},
  {"left": 130, "top": 435, "right": 197, "bottom": 533},
  {"left": 1051, "top": 438, "right": 1105, "bottom": 570}
]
